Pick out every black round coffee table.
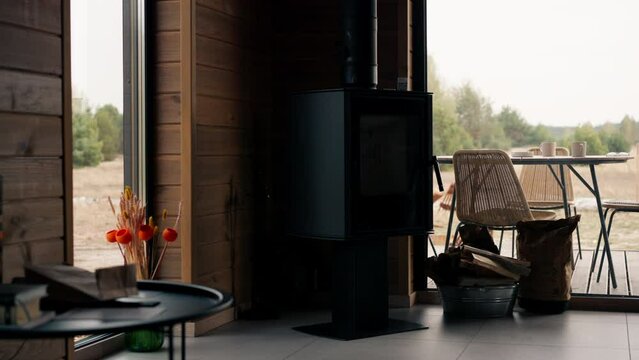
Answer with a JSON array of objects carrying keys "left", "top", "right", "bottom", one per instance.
[{"left": 0, "top": 281, "right": 233, "bottom": 359}]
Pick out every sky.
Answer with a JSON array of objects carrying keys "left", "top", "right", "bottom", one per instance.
[
  {"left": 71, "top": 0, "right": 123, "bottom": 112},
  {"left": 68, "top": 0, "right": 639, "bottom": 126},
  {"left": 427, "top": 0, "right": 639, "bottom": 127}
]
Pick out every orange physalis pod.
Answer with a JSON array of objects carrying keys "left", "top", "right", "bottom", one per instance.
[
  {"left": 162, "top": 228, "right": 178, "bottom": 242},
  {"left": 138, "top": 224, "right": 154, "bottom": 241},
  {"left": 105, "top": 229, "right": 118, "bottom": 243},
  {"left": 116, "top": 229, "right": 132, "bottom": 244}
]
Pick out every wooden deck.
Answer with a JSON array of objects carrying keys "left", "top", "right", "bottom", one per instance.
[{"left": 427, "top": 243, "right": 639, "bottom": 296}]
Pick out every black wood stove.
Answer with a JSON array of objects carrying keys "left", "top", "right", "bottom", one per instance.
[{"left": 288, "top": 0, "right": 440, "bottom": 340}]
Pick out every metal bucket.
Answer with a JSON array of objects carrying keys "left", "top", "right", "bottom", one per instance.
[{"left": 438, "top": 284, "right": 518, "bottom": 318}]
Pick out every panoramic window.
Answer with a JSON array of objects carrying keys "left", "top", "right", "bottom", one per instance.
[
  {"left": 71, "top": 0, "right": 125, "bottom": 272},
  {"left": 428, "top": 0, "right": 639, "bottom": 296}
]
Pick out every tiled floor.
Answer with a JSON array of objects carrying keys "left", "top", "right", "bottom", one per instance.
[{"left": 106, "top": 305, "right": 637, "bottom": 360}]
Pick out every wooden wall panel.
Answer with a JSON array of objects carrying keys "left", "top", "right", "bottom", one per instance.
[
  {"left": 0, "top": 158, "right": 63, "bottom": 200},
  {"left": 0, "top": 0, "right": 70, "bottom": 356},
  {"left": 155, "top": 248, "right": 182, "bottom": 279},
  {"left": 0, "top": 70, "right": 62, "bottom": 115},
  {"left": 194, "top": 214, "right": 227, "bottom": 244},
  {"left": 150, "top": 0, "right": 272, "bottom": 320},
  {"left": 195, "top": 96, "right": 250, "bottom": 128},
  {"left": 154, "top": 156, "right": 182, "bottom": 185},
  {"left": 0, "top": 114, "right": 62, "bottom": 156},
  {"left": 196, "top": 241, "right": 232, "bottom": 275},
  {"left": 2, "top": 238, "right": 64, "bottom": 282},
  {"left": 155, "top": 32, "right": 180, "bottom": 63},
  {"left": 277, "top": 34, "right": 338, "bottom": 60},
  {"left": 195, "top": 66, "right": 244, "bottom": 100},
  {"left": 0, "top": 24, "right": 62, "bottom": 75},
  {"left": 154, "top": 125, "right": 181, "bottom": 155},
  {"left": 195, "top": 126, "right": 252, "bottom": 156},
  {"left": 154, "top": 185, "right": 182, "bottom": 207},
  {"left": 2, "top": 199, "right": 64, "bottom": 245},
  {"left": 153, "top": 185, "right": 182, "bottom": 247},
  {"left": 193, "top": 184, "right": 251, "bottom": 217},
  {"left": 196, "top": 5, "right": 243, "bottom": 45},
  {"left": 156, "top": 1, "right": 180, "bottom": 31},
  {"left": 196, "top": 36, "right": 242, "bottom": 72},
  {"left": 193, "top": 210, "right": 252, "bottom": 246},
  {"left": 28, "top": 238, "right": 65, "bottom": 265},
  {"left": 194, "top": 156, "right": 252, "bottom": 186},
  {"left": 156, "top": 63, "right": 181, "bottom": 94},
  {"left": 155, "top": 94, "right": 181, "bottom": 124},
  {"left": 196, "top": 268, "right": 233, "bottom": 293},
  {"left": 151, "top": 0, "right": 184, "bottom": 285},
  {"left": 197, "top": 0, "right": 247, "bottom": 18},
  {"left": 0, "top": 0, "right": 62, "bottom": 34}
]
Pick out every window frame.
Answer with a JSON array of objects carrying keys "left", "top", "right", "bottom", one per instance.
[
  {"left": 123, "top": 0, "right": 149, "bottom": 201},
  {"left": 71, "top": 0, "right": 150, "bottom": 351}
]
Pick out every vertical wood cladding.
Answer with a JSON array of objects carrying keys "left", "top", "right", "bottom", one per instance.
[
  {"left": 151, "top": 0, "right": 183, "bottom": 281},
  {"left": 0, "top": 0, "right": 70, "bottom": 357},
  {"left": 150, "top": 0, "right": 272, "bottom": 312},
  {"left": 192, "top": 0, "right": 271, "bottom": 311}
]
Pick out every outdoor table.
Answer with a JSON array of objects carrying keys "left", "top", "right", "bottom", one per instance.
[
  {"left": 436, "top": 154, "right": 634, "bottom": 289},
  {"left": 0, "top": 280, "right": 233, "bottom": 360}
]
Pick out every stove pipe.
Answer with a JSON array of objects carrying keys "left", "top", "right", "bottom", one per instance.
[{"left": 341, "top": 0, "right": 378, "bottom": 89}]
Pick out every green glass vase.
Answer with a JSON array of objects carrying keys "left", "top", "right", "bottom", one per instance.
[{"left": 125, "top": 328, "right": 165, "bottom": 352}]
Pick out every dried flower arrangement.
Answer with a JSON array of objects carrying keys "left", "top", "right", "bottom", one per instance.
[{"left": 106, "top": 186, "right": 181, "bottom": 280}]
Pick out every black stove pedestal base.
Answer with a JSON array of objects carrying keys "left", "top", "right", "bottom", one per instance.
[
  {"left": 293, "top": 237, "right": 427, "bottom": 340},
  {"left": 294, "top": 318, "right": 427, "bottom": 341}
]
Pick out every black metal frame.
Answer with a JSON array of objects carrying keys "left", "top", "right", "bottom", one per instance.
[
  {"left": 3, "top": 282, "right": 233, "bottom": 360},
  {"left": 592, "top": 206, "right": 639, "bottom": 283}
]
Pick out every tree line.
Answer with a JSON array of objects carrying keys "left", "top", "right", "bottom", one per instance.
[
  {"left": 428, "top": 56, "right": 639, "bottom": 155},
  {"left": 72, "top": 99, "right": 123, "bottom": 167}
]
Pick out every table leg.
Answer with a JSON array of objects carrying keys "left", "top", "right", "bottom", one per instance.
[
  {"left": 181, "top": 322, "right": 186, "bottom": 360},
  {"left": 589, "top": 165, "right": 617, "bottom": 288},
  {"left": 591, "top": 208, "right": 609, "bottom": 273},
  {"left": 168, "top": 325, "right": 174, "bottom": 360},
  {"left": 559, "top": 165, "right": 570, "bottom": 218},
  {"left": 546, "top": 164, "right": 569, "bottom": 218},
  {"left": 597, "top": 210, "right": 618, "bottom": 282},
  {"left": 567, "top": 164, "right": 617, "bottom": 288},
  {"left": 428, "top": 235, "right": 438, "bottom": 257},
  {"left": 444, "top": 190, "right": 456, "bottom": 251}
]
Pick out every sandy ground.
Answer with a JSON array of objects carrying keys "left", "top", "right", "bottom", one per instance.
[
  {"left": 73, "top": 157, "right": 125, "bottom": 272},
  {"left": 73, "top": 147, "right": 639, "bottom": 272}
]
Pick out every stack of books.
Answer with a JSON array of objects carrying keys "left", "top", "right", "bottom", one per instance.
[{"left": 0, "top": 284, "right": 53, "bottom": 328}]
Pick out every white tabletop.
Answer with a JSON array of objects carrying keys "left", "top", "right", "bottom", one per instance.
[{"left": 436, "top": 155, "right": 634, "bottom": 165}]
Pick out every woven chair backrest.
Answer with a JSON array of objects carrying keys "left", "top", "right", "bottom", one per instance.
[
  {"left": 519, "top": 147, "right": 574, "bottom": 204},
  {"left": 453, "top": 149, "right": 534, "bottom": 227}
]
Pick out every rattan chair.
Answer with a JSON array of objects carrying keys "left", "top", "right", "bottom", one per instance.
[
  {"left": 519, "top": 147, "right": 582, "bottom": 258},
  {"left": 450, "top": 150, "right": 556, "bottom": 254}
]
